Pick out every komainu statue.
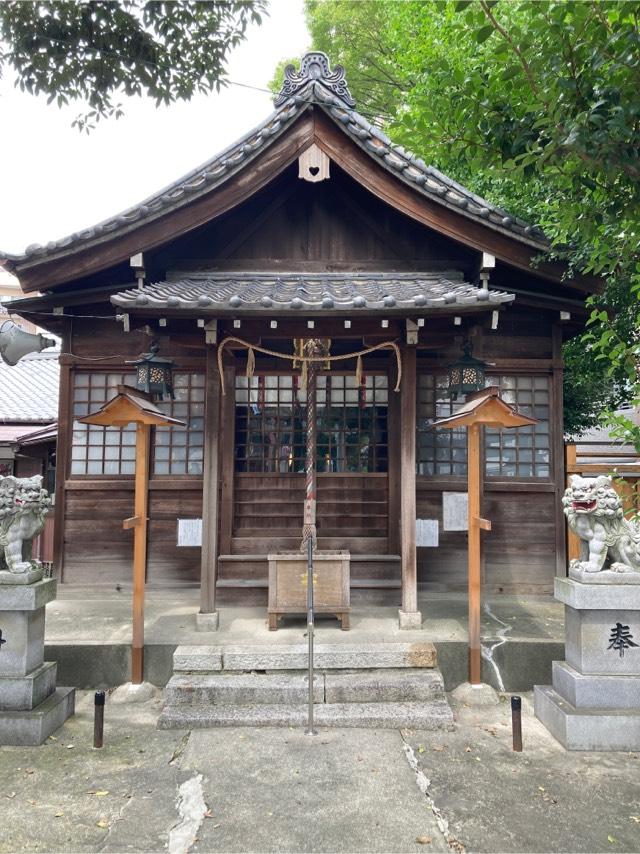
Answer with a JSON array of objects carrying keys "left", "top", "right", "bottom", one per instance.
[
  {"left": 0, "top": 475, "right": 52, "bottom": 574},
  {"left": 563, "top": 474, "right": 640, "bottom": 574}
]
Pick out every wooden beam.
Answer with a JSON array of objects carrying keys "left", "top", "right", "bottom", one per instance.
[
  {"left": 468, "top": 422, "right": 482, "bottom": 685},
  {"left": 200, "top": 344, "right": 221, "bottom": 617},
  {"left": 399, "top": 345, "right": 419, "bottom": 618},
  {"left": 131, "top": 422, "right": 150, "bottom": 685}
]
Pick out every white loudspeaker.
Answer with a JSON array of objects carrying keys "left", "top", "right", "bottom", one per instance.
[{"left": 0, "top": 321, "right": 56, "bottom": 366}]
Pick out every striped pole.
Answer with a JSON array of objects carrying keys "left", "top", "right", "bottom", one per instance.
[{"left": 301, "top": 343, "right": 319, "bottom": 552}]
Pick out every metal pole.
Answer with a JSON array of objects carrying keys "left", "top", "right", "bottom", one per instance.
[
  {"left": 511, "top": 695, "right": 522, "bottom": 752},
  {"left": 93, "top": 690, "right": 105, "bottom": 748},
  {"left": 306, "top": 535, "right": 317, "bottom": 736}
]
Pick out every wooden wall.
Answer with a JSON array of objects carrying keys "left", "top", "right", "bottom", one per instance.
[
  {"left": 50, "top": 159, "right": 567, "bottom": 596},
  {"left": 62, "top": 482, "right": 203, "bottom": 586}
]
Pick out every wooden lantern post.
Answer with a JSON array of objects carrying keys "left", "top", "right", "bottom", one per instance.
[
  {"left": 434, "top": 387, "right": 536, "bottom": 685},
  {"left": 79, "top": 386, "right": 185, "bottom": 684}
]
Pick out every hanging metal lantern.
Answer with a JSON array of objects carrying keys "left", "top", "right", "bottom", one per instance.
[
  {"left": 447, "top": 341, "right": 487, "bottom": 400},
  {"left": 127, "top": 342, "right": 174, "bottom": 400}
]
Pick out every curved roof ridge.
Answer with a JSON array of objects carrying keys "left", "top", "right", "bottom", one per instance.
[{"left": 0, "top": 56, "right": 549, "bottom": 274}]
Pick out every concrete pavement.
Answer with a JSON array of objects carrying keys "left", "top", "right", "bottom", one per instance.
[{"left": 1, "top": 687, "right": 640, "bottom": 853}]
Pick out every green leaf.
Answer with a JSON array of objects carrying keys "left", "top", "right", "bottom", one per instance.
[
  {"left": 501, "top": 65, "right": 521, "bottom": 81},
  {"left": 475, "top": 25, "right": 495, "bottom": 43}
]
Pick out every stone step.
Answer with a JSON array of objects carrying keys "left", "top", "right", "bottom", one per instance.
[
  {"left": 158, "top": 699, "right": 454, "bottom": 730},
  {"left": 325, "top": 669, "right": 445, "bottom": 703},
  {"left": 166, "top": 673, "right": 324, "bottom": 706},
  {"left": 173, "top": 642, "right": 437, "bottom": 673},
  {"left": 165, "top": 669, "right": 446, "bottom": 706}
]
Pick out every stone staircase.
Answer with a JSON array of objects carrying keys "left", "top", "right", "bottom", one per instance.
[{"left": 158, "top": 642, "right": 454, "bottom": 730}]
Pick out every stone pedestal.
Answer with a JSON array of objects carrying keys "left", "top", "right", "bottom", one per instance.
[
  {"left": 535, "top": 576, "right": 640, "bottom": 751},
  {"left": 0, "top": 578, "right": 75, "bottom": 745}
]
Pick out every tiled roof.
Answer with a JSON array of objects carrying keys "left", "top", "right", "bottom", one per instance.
[
  {"left": 1, "top": 53, "right": 547, "bottom": 272},
  {"left": 0, "top": 349, "right": 59, "bottom": 423},
  {"left": 111, "top": 271, "right": 514, "bottom": 314}
]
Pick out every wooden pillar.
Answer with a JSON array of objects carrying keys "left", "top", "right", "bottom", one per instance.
[
  {"left": 198, "top": 344, "right": 221, "bottom": 630},
  {"left": 565, "top": 443, "right": 581, "bottom": 563},
  {"left": 219, "top": 363, "right": 235, "bottom": 556},
  {"left": 52, "top": 353, "right": 72, "bottom": 579},
  {"left": 467, "top": 423, "right": 482, "bottom": 684},
  {"left": 387, "top": 358, "right": 401, "bottom": 555},
  {"left": 399, "top": 345, "right": 421, "bottom": 628},
  {"left": 131, "top": 422, "right": 150, "bottom": 684},
  {"left": 552, "top": 325, "right": 567, "bottom": 576}
]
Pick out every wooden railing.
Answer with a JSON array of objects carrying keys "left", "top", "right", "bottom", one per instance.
[{"left": 565, "top": 443, "right": 640, "bottom": 561}]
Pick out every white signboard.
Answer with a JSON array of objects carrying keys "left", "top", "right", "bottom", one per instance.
[
  {"left": 443, "top": 492, "right": 468, "bottom": 531},
  {"left": 177, "top": 518, "right": 203, "bottom": 547},
  {"left": 416, "top": 519, "right": 439, "bottom": 547}
]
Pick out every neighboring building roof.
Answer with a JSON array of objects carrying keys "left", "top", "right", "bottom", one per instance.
[
  {"left": 0, "top": 52, "right": 548, "bottom": 278},
  {"left": 17, "top": 422, "right": 58, "bottom": 445},
  {"left": 0, "top": 425, "right": 32, "bottom": 443},
  {"left": 573, "top": 407, "right": 640, "bottom": 446},
  {"left": 0, "top": 349, "right": 59, "bottom": 423},
  {"left": 111, "top": 271, "right": 514, "bottom": 315}
]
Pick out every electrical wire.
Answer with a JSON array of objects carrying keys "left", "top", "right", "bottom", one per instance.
[
  {"left": 1, "top": 28, "right": 389, "bottom": 127},
  {"left": 8, "top": 309, "right": 124, "bottom": 321}
]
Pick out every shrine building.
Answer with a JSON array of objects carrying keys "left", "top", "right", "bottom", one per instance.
[{"left": 1, "top": 53, "right": 595, "bottom": 626}]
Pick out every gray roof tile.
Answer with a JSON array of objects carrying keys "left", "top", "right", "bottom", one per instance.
[
  {"left": 0, "top": 349, "right": 59, "bottom": 423},
  {"left": 1, "top": 53, "right": 547, "bottom": 272},
  {"left": 111, "top": 271, "right": 514, "bottom": 314}
]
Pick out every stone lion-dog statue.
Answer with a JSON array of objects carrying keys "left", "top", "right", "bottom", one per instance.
[
  {"left": 0, "top": 475, "right": 52, "bottom": 574},
  {"left": 563, "top": 474, "right": 640, "bottom": 574}
]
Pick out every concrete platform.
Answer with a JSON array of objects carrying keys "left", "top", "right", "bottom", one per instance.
[{"left": 43, "top": 587, "right": 564, "bottom": 691}]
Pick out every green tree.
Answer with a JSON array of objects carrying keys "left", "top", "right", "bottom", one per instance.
[
  {"left": 297, "top": 0, "right": 639, "bottom": 438},
  {"left": 0, "top": 0, "right": 266, "bottom": 131}
]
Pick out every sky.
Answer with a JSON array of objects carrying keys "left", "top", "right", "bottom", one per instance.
[{"left": 0, "top": 0, "right": 310, "bottom": 256}]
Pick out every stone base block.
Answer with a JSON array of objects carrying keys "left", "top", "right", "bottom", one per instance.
[
  {"left": 0, "top": 661, "right": 57, "bottom": 711},
  {"left": 565, "top": 605, "right": 640, "bottom": 675},
  {"left": 398, "top": 610, "right": 422, "bottom": 630},
  {"left": 552, "top": 661, "right": 640, "bottom": 709},
  {"left": 0, "top": 577, "right": 56, "bottom": 610},
  {"left": 0, "top": 686, "right": 75, "bottom": 746},
  {"left": 0, "top": 567, "right": 43, "bottom": 585},
  {"left": 534, "top": 684, "right": 640, "bottom": 751},
  {"left": 195, "top": 611, "right": 219, "bottom": 632}
]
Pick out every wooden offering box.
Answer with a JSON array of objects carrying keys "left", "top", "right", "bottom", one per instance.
[{"left": 267, "top": 551, "right": 350, "bottom": 630}]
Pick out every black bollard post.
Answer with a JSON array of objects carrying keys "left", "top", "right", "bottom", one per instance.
[
  {"left": 511, "top": 695, "right": 522, "bottom": 752},
  {"left": 94, "top": 690, "right": 105, "bottom": 749}
]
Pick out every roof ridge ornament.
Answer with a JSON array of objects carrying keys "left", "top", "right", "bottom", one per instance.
[{"left": 274, "top": 51, "right": 356, "bottom": 108}]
